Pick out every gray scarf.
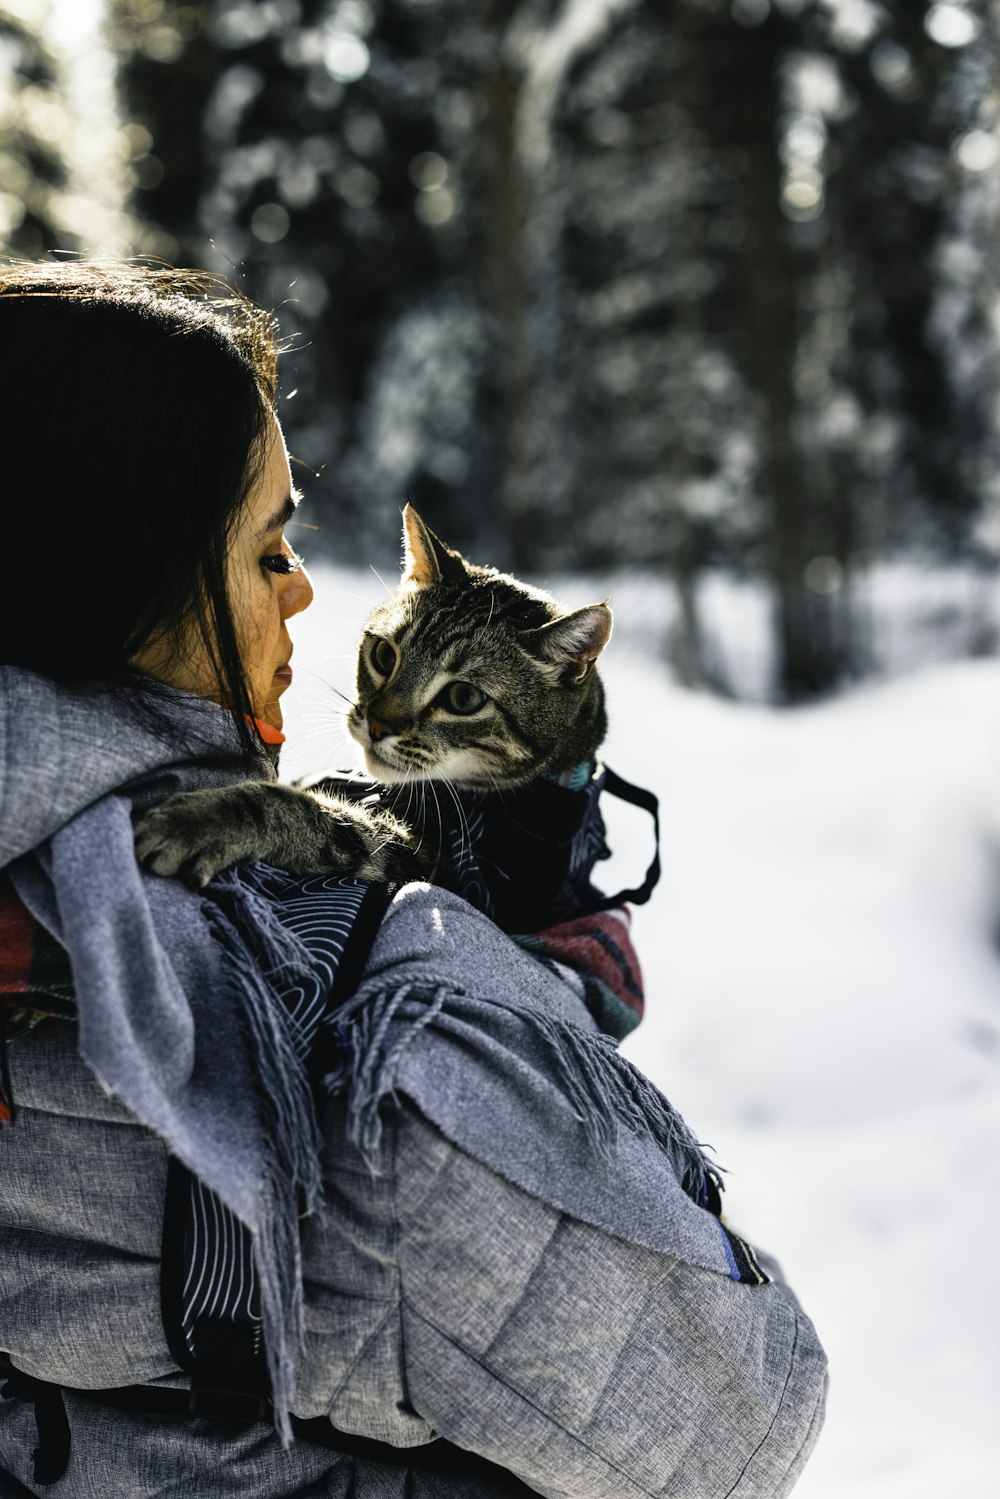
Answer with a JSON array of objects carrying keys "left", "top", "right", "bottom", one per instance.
[{"left": 0, "top": 668, "right": 318, "bottom": 1439}]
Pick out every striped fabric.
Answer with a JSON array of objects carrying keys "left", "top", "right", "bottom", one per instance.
[
  {"left": 182, "top": 1174, "right": 264, "bottom": 1361},
  {"left": 177, "top": 873, "right": 372, "bottom": 1366},
  {"left": 514, "top": 906, "right": 644, "bottom": 1042}
]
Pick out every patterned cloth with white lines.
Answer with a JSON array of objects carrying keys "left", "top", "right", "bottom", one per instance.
[{"left": 177, "top": 874, "right": 372, "bottom": 1375}]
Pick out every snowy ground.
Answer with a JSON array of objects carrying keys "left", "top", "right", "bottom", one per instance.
[{"left": 282, "top": 563, "right": 1000, "bottom": 1497}]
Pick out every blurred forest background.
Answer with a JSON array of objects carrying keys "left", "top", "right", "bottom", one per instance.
[{"left": 2, "top": 0, "right": 1000, "bottom": 702}]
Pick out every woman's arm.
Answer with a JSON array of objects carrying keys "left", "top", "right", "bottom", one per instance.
[
  {"left": 302, "top": 886, "right": 828, "bottom": 1498},
  {"left": 397, "top": 1104, "right": 827, "bottom": 1499},
  {"left": 302, "top": 1093, "right": 827, "bottom": 1499}
]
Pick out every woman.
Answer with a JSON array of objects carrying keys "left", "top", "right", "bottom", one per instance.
[{"left": 0, "top": 262, "right": 827, "bottom": 1497}]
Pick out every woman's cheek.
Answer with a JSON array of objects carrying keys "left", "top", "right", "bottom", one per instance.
[{"left": 229, "top": 561, "right": 267, "bottom": 667}]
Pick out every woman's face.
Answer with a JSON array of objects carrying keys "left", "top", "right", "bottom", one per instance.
[
  {"left": 227, "top": 416, "right": 314, "bottom": 729},
  {"left": 134, "top": 416, "right": 314, "bottom": 730}
]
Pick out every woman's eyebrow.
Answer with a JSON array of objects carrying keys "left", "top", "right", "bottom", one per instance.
[{"left": 257, "top": 487, "right": 303, "bottom": 538}]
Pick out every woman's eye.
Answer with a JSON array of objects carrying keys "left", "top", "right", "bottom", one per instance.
[
  {"left": 370, "top": 638, "right": 397, "bottom": 675},
  {"left": 262, "top": 547, "right": 303, "bottom": 576},
  {"left": 441, "top": 681, "right": 488, "bottom": 715}
]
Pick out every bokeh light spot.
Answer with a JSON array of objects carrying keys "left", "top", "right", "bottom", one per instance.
[
  {"left": 955, "top": 131, "right": 998, "bottom": 173},
  {"left": 871, "top": 41, "right": 914, "bottom": 91},
  {"left": 415, "top": 186, "right": 455, "bottom": 227},
  {"left": 782, "top": 168, "right": 824, "bottom": 221},
  {"left": 144, "top": 24, "right": 183, "bottom": 63},
  {"left": 250, "top": 201, "right": 290, "bottom": 242},
  {"left": 732, "top": 0, "right": 770, "bottom": 26},
  {"left": 925, "top": 4, "right": 979, "bottom": 48},
  {"left": 131, "top": 153, "right": 165, "bottom": 189},
  {"left": 781, "top": 113, "right": 826, "bottom": 165},
  {"left": 323, "top": 32, "right": 370, "bottom": 83},
  {"left": 337, "top": 164, "right": 379, "bottom": 208},
  {"left": 120, "top": 121, "right": 154, "bottom": 159},
  {"left": 408, "top": 151, "right": 448, "bottom": 191}
]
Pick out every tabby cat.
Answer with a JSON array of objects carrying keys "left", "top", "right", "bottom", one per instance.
[{"left": 135, "top": 505, "right": 612, "bottom": 888}]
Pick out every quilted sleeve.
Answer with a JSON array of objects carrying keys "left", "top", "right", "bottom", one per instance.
[{"left": 391, "top": 1103, "right": 827, "bottom": 1499}]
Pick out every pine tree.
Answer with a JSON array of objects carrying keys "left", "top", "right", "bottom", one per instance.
[{"left": 0, "top": 7, "right": 79, "bottom": 257}]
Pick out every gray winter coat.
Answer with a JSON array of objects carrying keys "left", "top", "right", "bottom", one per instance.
[{"left": 0, "top": 882, "right": 827, "bottom": 1498}]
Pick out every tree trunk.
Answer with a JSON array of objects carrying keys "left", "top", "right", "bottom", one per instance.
[
  {"left": 478, "top": 1, "right": 537, "bottom": 571},
  {"left": 706, "top": 10, "right": 840, "bottom": 701}
]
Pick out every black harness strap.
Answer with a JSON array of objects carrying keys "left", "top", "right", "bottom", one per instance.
[
  {"left": 585, "top": 766, "right": 661, "bottom": 913},
  {"left": 306, "top": 878, "right": 395, "bottom": 1091},
  {"left": 0, "top": 1355, "right": 70, "bottom": 1487},
  {"left": 0, "top": 1360, "right": 536, "bottom": 1491},
  {"left": 80, "top": 1385, "right": 535, "bottom": 1483}
]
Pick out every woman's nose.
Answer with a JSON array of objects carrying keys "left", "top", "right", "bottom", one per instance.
[{"left": 281, "top": 563, "right": 314, "bottom": 619}]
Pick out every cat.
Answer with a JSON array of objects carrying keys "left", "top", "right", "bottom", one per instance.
[{"left": 134, "top": 505, "right": 612, "bottom": 890}]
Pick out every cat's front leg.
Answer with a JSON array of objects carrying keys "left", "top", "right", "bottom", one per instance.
[{"left": 134, "top": 782, "right": 425, "bottom": 888}]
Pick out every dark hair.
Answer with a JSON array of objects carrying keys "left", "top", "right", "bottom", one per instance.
[{"left": 0, "top": 260, "right": 281, "bottom": 757}]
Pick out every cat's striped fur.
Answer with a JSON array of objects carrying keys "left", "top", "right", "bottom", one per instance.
[
  {"left": 135, "top": 507, "right": 612, "bottom": 888},
  {"left": 348, "top": 505, "right": 611, "bottom": 792}
]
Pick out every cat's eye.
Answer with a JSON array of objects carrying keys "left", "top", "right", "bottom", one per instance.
[
  {"left": 370, "top": 638, "right": 397, "bottom": 676},
  {"left": 440, "top": 681, "right": 488, "bottom": 715}
]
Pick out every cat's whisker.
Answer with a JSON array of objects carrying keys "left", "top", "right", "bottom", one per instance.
[
  {"left": 316, "top": 591, "right": 383, "bottom": 610},
  {"left": 433, "top": 778, "right": 459, "bottom": 885},
  {"left": 294, "top": 666, "right": 358, "bottom": 710},
  {"left": 454, "top": 781, "right": 474, "bottom": 875},
  {"left": 368, "top": 565, "right": 394, "bottom": 599},
  {"left": 288, "top": 695, "right": 343, "bottom": 721},
  {"left": 290, "top": 722, "right": 345, "bottom": 753},
  {"left": 290, "top": 707, "right": 350, "bottom": 734},
  {"left": 294, "top": 716, "right": 338, "bottom": 734},
  {"left": 288, "top": 711, "right": 359, "bottom": 768},
  {"left": 402, "top": 780, "right": 419, "bottom": 838},
  {"left": 388, "top": 769, "right": 421, "bottom": 854},
  {"left": 469, "top": 589, "right": 497, "bottom": 655},
  {"left": 439, "top": 775, "right": 472, "bottom": 874},
  {"left": 294, "top": 695, "right": 343, "bottom": 716},
  {"left": 396, "top": 769, "right": 442, "bottom": 875},
  {"left": 431, "top": 779, "right": 458, "bottom": 881},
  {"left": 425, "top": 778, "right": 444, "bottom": 876},
  {"left": 482, "top": 768, "right": 512, "bottom": 810}
]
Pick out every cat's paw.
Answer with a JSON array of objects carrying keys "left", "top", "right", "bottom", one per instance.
[{"left": 134, "top": 788, "right": 259, "bottom": 887}]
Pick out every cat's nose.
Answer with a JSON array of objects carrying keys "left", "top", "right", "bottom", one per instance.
[{"left": 368, "top": 715, "right": 401, "bottom": 742}]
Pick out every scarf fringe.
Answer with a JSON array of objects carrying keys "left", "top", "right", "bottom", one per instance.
[
  {"left": 324, "top": 984, "right": 723, "bottom": 1206},
  {"left": 201, "top": 876, "right": 325, "bottom": 1444},
  {"left": 547, "top": 1019, "right": 725, "bottom": 1203},
  {"left": 323, "top": 983, "right": 448, "bottom": 1170},
  {"left": 211, "top": 864, "right": 318, "bottom": 984}
]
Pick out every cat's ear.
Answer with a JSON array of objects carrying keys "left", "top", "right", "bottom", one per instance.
[
  {"left": 528, "top": 603, "right": 612, "bottom": 681},
  {"left": 401, "top": 504, "right": 468, "bottom": 588}
]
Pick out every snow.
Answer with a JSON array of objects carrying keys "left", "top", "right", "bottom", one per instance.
[{"left": 281, "top": 563, "right": 1000, "bottom": 1495}]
